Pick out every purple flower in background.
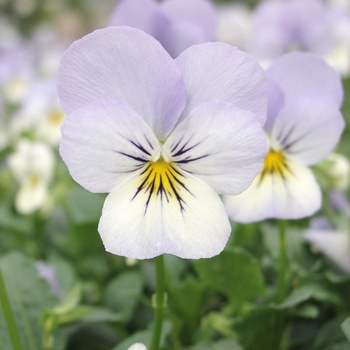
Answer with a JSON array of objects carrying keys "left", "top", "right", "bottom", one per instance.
[
  {"left": 109, "top": 0, "right": 217, "bottom": 58},
  {"left": 224, "top": 52, "right": 344, "bottom": 222},
  {"left": 58, "top": 27, "right": 267, "bottom": 259},
  {"left": 252, "top": 0, "right": 335, "bottom": 61}
]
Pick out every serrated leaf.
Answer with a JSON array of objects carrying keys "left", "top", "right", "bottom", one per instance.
[
  {"left": 194, "top": 248, "right": 265, "bottom": 307},
  {"left": 0, "top": 252, "right": 67, "bottom": 350}
]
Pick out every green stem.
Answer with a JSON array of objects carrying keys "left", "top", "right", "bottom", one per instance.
[
  {"left": 150, "top": 255, "right": 166, "bottom": 350},
  {"left": 277, "top": 220, "right": 288, "bottom": 303},
  {"left": 0, "top": 266, "right": 23, "bottom": 350}
]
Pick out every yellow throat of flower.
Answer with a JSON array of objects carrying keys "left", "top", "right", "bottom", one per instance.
[
  {"left": 260, "top": 149, "right": 290, "bottom": 180},
  {"left": 133, "top": 159, "right": 189, "bottom": 212}
]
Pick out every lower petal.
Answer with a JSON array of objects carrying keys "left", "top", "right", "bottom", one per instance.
[
  {"left": 98, "top": 167, "right": 230, "bottom": 259},
  {"left": 224, "top": 159, "right": 321, "bottom": 222}
]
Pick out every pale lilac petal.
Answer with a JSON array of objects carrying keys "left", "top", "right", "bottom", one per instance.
[
  {"left": 304, "top": 229, "right": 350, "bottom": 274},
  {"left": 264, "top": 77, "right": 284, "bottom": 132},
  {"left": 99, "top": 169, "right": 230, "bottom": 259},
  {"left": 224, "top": 158, "right": 321, "bottom": 222},
  {"left": 175, "top": 42, "right": 267, "bottom": 125},
  {"left": 159, "top": 20, "right": 209, "bottom": 58},
  {"left": 267, "top": 52, "right": 344, "bottom": 108},
  {"left": 161, "top": 0, "right": 217, "bottom": 40},
  {"left": 58, "top": 27, "right": 186, "bottom": 140},
  {"left": 270, "top": 100, "right": 344, "bottom": 165},
  {"left": 60, "top": 100, "right": 160, "bottom": 193},
  {"left": 163, "top": 101, "right": 267, "bottom": 195},
  {"left": 109, "top": 0, "right": 170, "bottom": 41}
]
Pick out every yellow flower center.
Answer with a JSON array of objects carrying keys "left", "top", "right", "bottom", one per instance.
[
  {"left": 133, "top": 159, "right": 189, "bottom": 212},
  {"left": 260, "top": 149, "right": 290, "bottom": 180},
  {"left": 49, "top": 109, "right": 65, "bottom": 126}
]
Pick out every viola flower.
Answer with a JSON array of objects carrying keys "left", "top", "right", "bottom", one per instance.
[
  {"left": 58, "top": 27, "right": 267, "bottom": 259},
  {"left": 224, "top": 52, "right": 344, "bottom": 223},
  {"left": 304, "top": 218, "right": 350, "bottom": 274},
  {"left": 7, "top": 140, "right": 55, "bottom": 214},
  {"left": 127, "top": 344, "right": 147, "bottom": 350},
  {"left": 109, "top": 0, "right": 217, "bottom": 58},
  {"left": 252, "top": 0, "right": 334, "bottom": 62}
]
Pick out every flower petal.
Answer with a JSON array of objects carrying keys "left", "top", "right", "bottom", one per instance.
[
  {"left": 109, "top": 0, "right": 170, "bottom": 41},
  {"left": 60, "top": 99, "right": 160, "bottom": 193},
  {"left": 175, "top": 42, "right": 267, "bottom": 125},
  {"left": 99, "top": 168, "right": 231, "bottom": 259},
  {"left": 304, "top": 229, "right": 350, "bottom": 274},
  {"left": 163, "top": 101, "right": 267, "bottom": 195},
  {"left": 270, "top": 100, "right": 344, "bottom": 165},
  {"left": 161, "top": 0, "right": 217, "bottom": 40},
  {"left": 58, "top": 26, "right": 186, "bottom": 140},
  {"left": 267, "top": 52, "right": 344, "bottom": 108},
  {"left": 16, "top": 182, "right": 48, "bottom": 215},
  {"left": 224, "top": 158, "right": 321, "bottom": 222}
]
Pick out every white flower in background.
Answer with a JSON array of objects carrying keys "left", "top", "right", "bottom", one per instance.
[
  {"left": 10, "top": 81, "right": 65, "bottom": 146},
  {"left": 216, "top": 3, "right": 253, "bottom": 52},
  {"left": 304, "top": 218, "right": 350, "bottom": 274},
  {"left": 316, "top": 152, "right": 350, "bottom": 190},
  {"left": 8, "top": 140, "right": 55, "bottom": 214},
  {"left": 326, "top": 10, "right": 350, "bottom": 77},
  {"left": 127, "top": 343, "right": 147, "bottom": 350}
]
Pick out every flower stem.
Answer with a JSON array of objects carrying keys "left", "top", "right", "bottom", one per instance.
[
  {"left": 277, "top": 220, "right": 288, "bottom": 303},
  {"left": 0, "top": 266, "right": 23, "bottom": 350},
  {"left": 150, "top": 255, "right": 166, "bottom": 350}
]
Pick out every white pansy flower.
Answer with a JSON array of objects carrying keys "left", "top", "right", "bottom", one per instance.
[{"left": 8, "top": 140, "right": 55, "bottom": 214}]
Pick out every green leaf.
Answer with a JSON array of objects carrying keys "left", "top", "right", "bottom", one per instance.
[
  {"left": 194, "top": 248, "right": 265, "bottom": 307},
  {"left": 341, "top": 317, "right": 350, "bottom": 343},
  {"left": 65, "top": 186, "right": 105, "bottom": 224},
  {"left": 188, "top": 339, "right": 243, "bottom": 350},
  {"left": 235, "top": 307, "right": 285, "bottom": 350},
  {"left": 111, "top": 321, "right": 171, "bottom": 350},
  {"left": 104, "top": 271, "right": 144, "bottom": 323},
  {"left": 0, "top": 252, "right": 67, "bottom": 350}
]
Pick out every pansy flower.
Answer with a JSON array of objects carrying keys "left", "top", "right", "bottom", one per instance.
[
  {"left": 110, "top": 0, "right": 217, "bottom": 58},
  {"left": 224, "top": 52, "right": 344, "bottom": 222},
  {"left": 58, "top": 27, "right": 267, "bottom": 259}
]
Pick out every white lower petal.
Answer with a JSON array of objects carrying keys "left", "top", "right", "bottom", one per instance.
[
  {"left": 224, "top": 158, "right": 321, "bottom": 222},
  {"left": 98, "top": 165, "right": 230, "bottom": 259},
  {"left": 304, "top": 229, "right": 350, "bottom": 274}
]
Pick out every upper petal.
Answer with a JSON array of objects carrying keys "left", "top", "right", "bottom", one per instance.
[
  {"left": 60, "top": 99, "right": 160, "bottom": 193},
  {"left": 224, "top": 157, "right": 321, "bottom": 222},
  {"left": 270, "top": 99, "right": 344, "bottom": 166},
  {"left": 99, "top": 166, "right": 231, "bottom": 259},
  {"left": 163, "top": 101, "right": 267, "bottom": 195},
  {"left": 267, "top": 52, "right": 344, "bottom": 109},
  {"left": 161, "top": 0, "right": 217, "bottom": 41},
  {"left": 175, "top": 42, "right": 267, "bottom": 126},
  {"left": 110, "top": 0, "right": 170, "bottom": 40},
  {"left": 58, "top": 26, "right": 186, "bottom": 140}
]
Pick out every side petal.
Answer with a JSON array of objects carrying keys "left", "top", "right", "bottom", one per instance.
[
  {"left": 304, "top": 229, "right": 350, "bottom": 274},
  {"left": 60, "top": 99, "right": 160, "bottom": 193},
  {"left": 267, "top": 52, "right": 344, "bottom": 108},
  {"left": 99, "top": 169, "right": 231, "bottom": 259},
  {"left": 224, "top": 159, "right": 321, "bottom": 222},
  {"left": 175, "top": 42, "right": 267, "bottom": 126},
  {"left": 270, "top": 100, "right": 344, "bottom": 166},
  {"left": 109, "top": 0, "right": 170, "bottom": 40},
  {"left": 58, "top": 26, "right": 186, "bottom": 140},
  {"left": 163, "top": 101, "right": 267, "bottom": 195}
]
